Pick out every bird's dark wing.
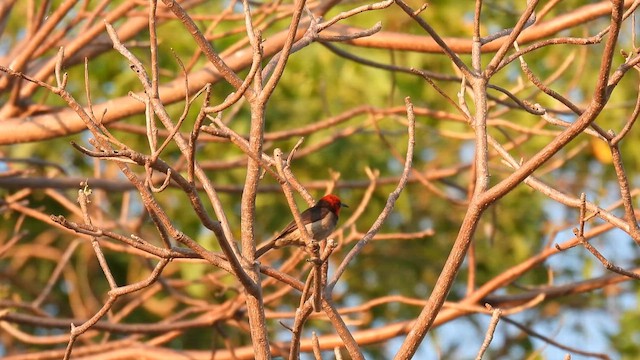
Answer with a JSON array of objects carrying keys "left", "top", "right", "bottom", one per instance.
[
  {"left": 274, "top": 206, "right": 331, "bottom": 240},
  {"left": 255, "top": 205, "right": 333, "bottom": 258}
]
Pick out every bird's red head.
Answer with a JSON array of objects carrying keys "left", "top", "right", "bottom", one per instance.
[{"left": 317, "top": 194, "right": 348, "bottom": 215}]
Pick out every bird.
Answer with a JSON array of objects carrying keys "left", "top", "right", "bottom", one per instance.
[{"left": 255, "top": 194, "right": 348, "bottom": 258}]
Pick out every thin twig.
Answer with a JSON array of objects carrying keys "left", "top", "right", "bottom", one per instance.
[{"left": 474, "top": 305, "right": 502, "bottom": 360}]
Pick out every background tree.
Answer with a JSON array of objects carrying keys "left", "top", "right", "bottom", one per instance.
[{"left": 1, "top": 0, "right": 640, "bottom": 359}]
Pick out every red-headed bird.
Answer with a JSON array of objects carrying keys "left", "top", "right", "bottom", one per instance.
[{"left": 255, "top": 194, "right": 348, "bottom": 258}]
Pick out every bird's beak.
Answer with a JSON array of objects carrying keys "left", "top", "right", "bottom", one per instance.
[{"left": 341, "top": 203, "right": 349, "bottom": 208}]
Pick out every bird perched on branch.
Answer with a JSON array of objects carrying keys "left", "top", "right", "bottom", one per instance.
[{"left": 255, "top": 194, "right": 348, "bottom": 258}]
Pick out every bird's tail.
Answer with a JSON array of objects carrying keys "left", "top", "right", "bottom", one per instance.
[{"left": 254, "top": 239, "right": 275, "bottom": 258}]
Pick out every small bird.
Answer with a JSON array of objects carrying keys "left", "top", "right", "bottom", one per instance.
[{"left": 255, "top": 194, "right": 348, "bottom": 258}]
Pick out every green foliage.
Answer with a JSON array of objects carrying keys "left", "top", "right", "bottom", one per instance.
[{"left": 612, "top": 305, "right": 640, "bottom": 358}]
